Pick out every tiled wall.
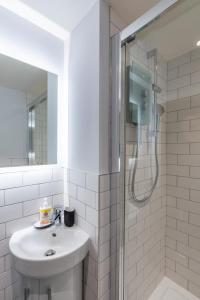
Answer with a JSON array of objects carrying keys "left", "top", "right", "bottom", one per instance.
[
  {"left": 166, "top": 49, "right": 200, "bottom": 298},
  {"left": 66, "top": 168, "right": 119, "bottom": 300},
  {"left": 64, "top": 34, "right": 200, "bottom": 300},
  {"left": 109, "top": 15, "right": 200, "bottom": 300},
  {"left": 109, "top": 37, "right": 200, "bottom": 300},
  {"left": 0, "top": 165, "right": 64, "bottom": 299},
  {"left": 67, "top": 169, "right": 99, "bottom": 300},
  {"left": 122, "top": 40, "right": 167, "bottom": 300}
]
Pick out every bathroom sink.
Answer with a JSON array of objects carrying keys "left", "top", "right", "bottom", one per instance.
[{"left": 9, "top": 225, "right": 89, "bottom": 278}]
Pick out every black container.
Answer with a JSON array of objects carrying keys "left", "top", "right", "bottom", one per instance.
[{"left": 64, "top": 207, "right": 75, "bottom": 227}]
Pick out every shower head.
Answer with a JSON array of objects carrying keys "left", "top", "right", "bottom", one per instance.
[
  {"left": 155, "top": 104, "right": 165, "bottom": 133},
  {"left": 156, "top": 104, "right": 165, "bottom": 116}
]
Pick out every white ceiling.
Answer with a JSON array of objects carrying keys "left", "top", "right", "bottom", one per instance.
[
  {"left": 20, "top": 0, "right": 97, "bottom": 32},
  {"left": 138, "top": 0, "right": 200, "bottom": 61},
  {"left": 20, "top": 0, "right": 160, "bottom": 32},
  {"left": 109, "top": 0, "right": 160, "bottom": 27},
  {"left": 6, "top": 0, "right": 200, "bottom": 61}
]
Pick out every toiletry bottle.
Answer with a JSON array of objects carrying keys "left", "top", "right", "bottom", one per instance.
[{"left": 39, "top": 198, "right": 53, "bottom": 225}]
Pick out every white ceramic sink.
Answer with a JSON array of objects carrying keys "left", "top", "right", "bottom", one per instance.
[{"left": 9, "top": 225, "right": 89, "bottom": 278}]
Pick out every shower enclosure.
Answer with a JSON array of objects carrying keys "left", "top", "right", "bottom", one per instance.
[
  {"left": 112, "top": 0, "right": 200, "bottom": 299},
  {"left": 120, "top": 30, "right": 167, "bottom": 300}
]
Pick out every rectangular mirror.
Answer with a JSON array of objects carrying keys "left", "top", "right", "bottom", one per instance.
[{"left": 0, "top": 54, "right": 58, "bottom": 167}]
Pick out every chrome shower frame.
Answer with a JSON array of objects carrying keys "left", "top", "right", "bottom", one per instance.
[{"left": 116, "top": 1, "right": 178, "bottom": 300}]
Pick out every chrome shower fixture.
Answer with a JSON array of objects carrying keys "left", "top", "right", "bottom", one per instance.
[
  {"left": 155, "top": 103, "right": 165, "bottom": 132},
  {"left": 152, "top": 83, "right": 162, "bottom": 94}
]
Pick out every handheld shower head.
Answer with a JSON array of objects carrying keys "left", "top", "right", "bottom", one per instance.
[{"left": 155, "top": 104, "right": 165, "bottom": 132}]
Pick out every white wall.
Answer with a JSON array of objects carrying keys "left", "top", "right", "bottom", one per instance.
[
  {"left": 0, "top": 86, "right": 27, "bottom": 166},
  {"left": 99, "top": 0, "right": 110, "bottom": 174},
  {"left": 0, "top": 6, "right": 64, "bottom": 74},
  {"left": 68, "top": 0, "right": 110, "bottom": 174},
  {"left": 67, "top": 2, "right": 112, "bottom": 299},
  {"left": 68, "top": 1, "right": 99, "bottom": 173},
  {"left": 0, "top": 6, "right": 65, "bottom": 299},
  {"left": 0, "top": 5, "right": 66, "bottom": 166}
]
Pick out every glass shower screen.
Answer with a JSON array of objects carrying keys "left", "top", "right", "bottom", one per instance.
[
  {"left": 126, "top": 40, "right": 158, "bottom": 205},
  {"left": 120, "top": 35, "right": 165, "bottom": 300}
]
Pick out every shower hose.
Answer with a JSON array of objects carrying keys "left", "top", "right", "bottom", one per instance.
[{"left": 128, "top": 130, "right": 159, "bottom": 204}]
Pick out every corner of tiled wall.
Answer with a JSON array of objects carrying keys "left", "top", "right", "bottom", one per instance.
[
  {"left": 66, "top": 168, "right": 120, "bottom": 300},
  {"left": 66, "top": 168, "right": 99, "bottom": 299},
  {"left": 99, "top": 172, "right": 120, "bottom": 300}
]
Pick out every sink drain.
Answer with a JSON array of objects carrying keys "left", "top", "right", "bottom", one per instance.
[{"left": 45, "top": 249, "right": 56, "bottom": 256}]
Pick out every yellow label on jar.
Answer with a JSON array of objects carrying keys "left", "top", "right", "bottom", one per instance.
[{"left": 40, "top": 208, "right": 53, "bottom": 224}]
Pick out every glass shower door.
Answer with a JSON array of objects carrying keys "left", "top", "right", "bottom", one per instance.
[{"left": 121, "top": 36, "right": 166, "bottom": 300}]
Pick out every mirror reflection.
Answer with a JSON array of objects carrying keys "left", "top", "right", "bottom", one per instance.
[{"left": 0, "top": 54, "right": 58, "bottom": 167}]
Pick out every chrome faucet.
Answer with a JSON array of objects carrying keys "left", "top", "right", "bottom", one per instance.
[{"left": 53, "top": 206, "right": 63, "bottom": 225}]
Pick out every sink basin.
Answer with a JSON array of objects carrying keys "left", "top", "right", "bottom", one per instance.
[{"left": 9, "top": 225, "right": 89, "bottom": 278}]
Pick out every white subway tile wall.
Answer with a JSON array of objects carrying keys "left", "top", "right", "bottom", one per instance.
[
  {"left": 0, "top": 166, "right": 64, "bottom": 299},
  {"left": 64, "top": 49, "right": 200, "bottom": 300},
  {"left": 121, "top": 39, "right": 167, "bottom": 300},
  {"left": 67, "top": 169, "right": 99, "bottom": 300},
  {"left": 166, "top": 48, "right": 200, "bottom": 298},
  {"left": 67, "top": 168, "right": 119, "bottom": 300}
]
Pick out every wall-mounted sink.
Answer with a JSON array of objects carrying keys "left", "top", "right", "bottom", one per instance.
[{"left": 9, "top": 225, "right": 89, "bottom": 279}]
